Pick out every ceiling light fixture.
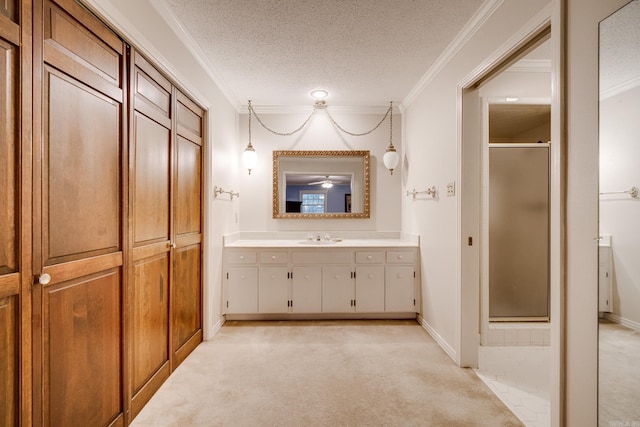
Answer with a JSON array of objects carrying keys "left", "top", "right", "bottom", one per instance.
[
  {"left": 311, "top": 89, "right": 328, "bottom": 99},
  {"left": 244, "top": 100, "right": 396, "bottom": 176},
  {"left": 382, "top": 101, "right": 399, "bottom": 175},
  {"left": 242, "top": 100, "right": 257, "bottom": 174}
]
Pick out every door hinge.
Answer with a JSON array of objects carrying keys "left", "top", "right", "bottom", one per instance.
[
  {"left": 413, "top": 271, "right": 416, "bottom": 278},
  {"left": 413, "top": 299, "right": 416, "bottom": 306},
  {"left": 226, "top": 272, "right": 229, "bottom": 279},
  {"left": 226, "top": 301, "right": 229, "bottom": 308}
]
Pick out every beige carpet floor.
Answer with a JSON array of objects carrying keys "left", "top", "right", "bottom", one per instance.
[
  {"left": 132, "top": 320, "right": 523, "bottom": 426},
  {"left": 599, "top": 319, "right": 640, "bottom": 426}
]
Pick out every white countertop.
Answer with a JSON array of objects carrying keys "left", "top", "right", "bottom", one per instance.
[
  {"left": 223, "top": 231, "right": 420, "bottom": 248},
  {"left": 224, "top": 239, "right": 418, "bottom": 248}
]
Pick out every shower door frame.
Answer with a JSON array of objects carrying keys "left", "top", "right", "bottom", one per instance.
[{"left": 480, "top": 97, "right": 552, "bottom": 338}]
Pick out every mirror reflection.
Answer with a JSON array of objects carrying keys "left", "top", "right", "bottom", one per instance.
[
  {"left": 598, "top": 1, "right": 640, "bottom": 425},
  {"left": 273, "top": 150, "right": 370, "bottom": 219}
]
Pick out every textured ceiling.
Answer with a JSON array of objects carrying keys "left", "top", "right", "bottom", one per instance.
[
  {"left": 600, "top": 0, "right": 640, "bottom": 94},
  {"left": 161, "top": 0, "right": 484, "bottom": 108}
]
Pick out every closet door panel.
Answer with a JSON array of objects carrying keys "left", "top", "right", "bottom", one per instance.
[
  {"left": 44, "top": 270, "right": 122, "bottom": 426},
  {"left": 176, "top": 136, "right": 201, "bottom": 235},
  {"left": 35, "top": 2, "right": 126, "bottom": 425},
  {"left": 172, "top": 93, "right": 203, "bottom": 366},
  {"left": 129, "top": 53, "right": 172, "bottom": 417},
  {"left": 133, "top": 112, "right": 170, "bottom": 244},
  {"left": 131, "top": 253, "right": 169, "bottom": 395},
  {"left": 0, "top": 39, "right": 18, "bottom": 276},
  {"left": 43, "top": 0, "right": 123, "bottom": 100},
  {"left": 44, "top": 68, "right": 121, "bottom": 265},
  {"left": 0, "top": 295, "right": 18, "bottom": 426},
  {"left": 0, "top": 0, "right": 17, "bottom": 22},
  {"left": 172, "top": 243, "right": 201, "bottom": 363}
]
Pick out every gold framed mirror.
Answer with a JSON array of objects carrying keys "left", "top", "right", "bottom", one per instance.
[{"left": 272, "top": 150, "right": 370, "bottom": 219}]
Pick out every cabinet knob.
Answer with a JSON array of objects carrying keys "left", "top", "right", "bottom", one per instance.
[
  {"left": 37, "top": 273, "right": 51, "bottom": 285},
  {"left": 305, "top": 275, "right": 310, "bottom": 279},
  {"left": 271, "top": 255, "right": 276, "bottom": 260},
  {"left": 368, "top": 274, "right": 374, "bottom": 279},
  {"left": 335, "top": 275, "right": 340, "bottom": 279},
  {"left": 271, "top": 275, "right": 276, "bottom": 279},
  {"left": 398, "top": 255, "right": 403, "bottom": 260},
  {"left": 367, "top": 255, "right": 372, "bottom": 259},
  {"left": 239, "top": 255, "right": 245, "bottom": 260}
]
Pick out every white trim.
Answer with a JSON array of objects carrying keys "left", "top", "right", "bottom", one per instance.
[
  {"left": 600, "top": 74, "right": 640, "bottom": 100},
  {"left": 206, "top": 317, "right": 226, "bottom": 341},
  {"left": 402, "top": 0, "right": 505, "bottom": 108},
  {"left": 506, "top": 59, "right": 552, "bottom": 73},
  {"left": 152, "top": 0, "right": 241, "bottom": 110},
  {"left": 418, "top": 315, "right": 458, "bottom": 363},
  {"left": 604, "top": 313, "right": 640, "bottom": 332},
  {"left": 459, "top": 3, "right": 554, "bottom": 88}
]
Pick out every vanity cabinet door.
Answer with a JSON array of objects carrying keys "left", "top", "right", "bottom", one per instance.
[
  {"left": 385, "top": 266, "right": 416, "bottom": 312},
  {"left": 322, "top": 266, "right": 354, "bottom": 313},
  {"left": 292, "top": 267, "right": 322, "bottom": 313},
  {"left": 355, "top": 266, "right": 385, "bottom": 312},
  {"left": 226, "top": 267, "right": 258, "bottom": 313},
  {"left": 258, "top": 267, "right": 289, "bottom": 313}
]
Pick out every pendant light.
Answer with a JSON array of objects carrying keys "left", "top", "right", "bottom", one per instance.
[
  {"left": 242, "top": 100, "right": 257, "bottom": 175},
  {"left": 383, "top": 101, "right": 399, "bottom": 175}
]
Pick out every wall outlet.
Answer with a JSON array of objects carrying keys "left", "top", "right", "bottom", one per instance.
[{"left": 446, "top": 182, "right": 456, "bottom": 196}]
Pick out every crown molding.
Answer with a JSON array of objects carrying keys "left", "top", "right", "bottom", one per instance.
[
  {"left": 402, "top": 0, "right": 504, "bottom": 108},
  {"left": 600, "top": 74, "right": 640, "bottom": 100},
  {"left": 152, "top": 0, "right": 241, "bottom": 111}
]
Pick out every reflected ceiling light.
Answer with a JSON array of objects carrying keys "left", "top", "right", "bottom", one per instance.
[{"left": 311, "top": 89, "right": 328, "bottom": 99}]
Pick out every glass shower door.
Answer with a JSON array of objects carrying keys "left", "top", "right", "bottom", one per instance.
[{"left": 489, "top": 145, "right": 550, "bottom": 320}]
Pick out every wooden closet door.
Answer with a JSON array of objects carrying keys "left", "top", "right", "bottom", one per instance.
[
  {"left": 0, "top": 4, "right": 20, "bottom": 424},
  {"left": 33, "top": 1, "right": 127, "bottom": 425},
  {"left": 129, "top": 51, "right": 172, "bottom": 418},
  {"left": 172, "top": 91, "right": 203, "bottom": 367}
]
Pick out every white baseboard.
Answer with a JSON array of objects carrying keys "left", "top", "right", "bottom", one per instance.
[
  {"left": 206, "top": 316, "right": 226, "bottom": 340},
  {"left": 604, "top": 312, "right": 640, "bottom": 332},
  {"left": 417, "top": 314, "right": 458, "bottom": 363}
]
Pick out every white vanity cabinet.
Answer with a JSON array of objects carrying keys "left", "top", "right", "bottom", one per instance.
[
  {"left": 223, "top": 243, "right": 419, "bottom": 318},
  {"left": 322, "top": 266, "right": 355, "bottom": 312},
  {"left": 291, "top": 266, "right": 322, "bottom": 313}
]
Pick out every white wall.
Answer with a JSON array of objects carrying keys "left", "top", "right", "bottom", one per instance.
[
  {"left": 402, "top": 0, "right": 552, "bottom": 362},
  {"left": 599, "top": 85, "right": 640, "bottom": 326},
  {"left": 237, "top": 110, "right": 402, "bottom": 232},
  {"left": 84, "top": 0, "right": 241, "bottom": 338}
]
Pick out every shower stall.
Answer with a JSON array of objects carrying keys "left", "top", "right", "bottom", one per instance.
[{"left": 488, "top": 144, "right": 550, "bottom": 321}]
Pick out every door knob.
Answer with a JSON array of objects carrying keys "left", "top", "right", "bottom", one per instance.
[
  {"left": 37, "top": 273, "right": 51, "bottom": 285},
  {"left": 171, "top": 242, "right": 177, "bottom": 248}
]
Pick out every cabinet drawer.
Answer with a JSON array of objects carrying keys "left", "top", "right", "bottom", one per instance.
[
  {"left": 259, "top": 251, "right": 289, "bottom": 264},
  {"left": 226, "top": 251, "right": 257, "bottom": 264},
  {"left": 355, "top": 251, "right": 385, "bottom": 264},
  {"left": 386, "top": 250, "right": 415, "bottom": 264}
]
